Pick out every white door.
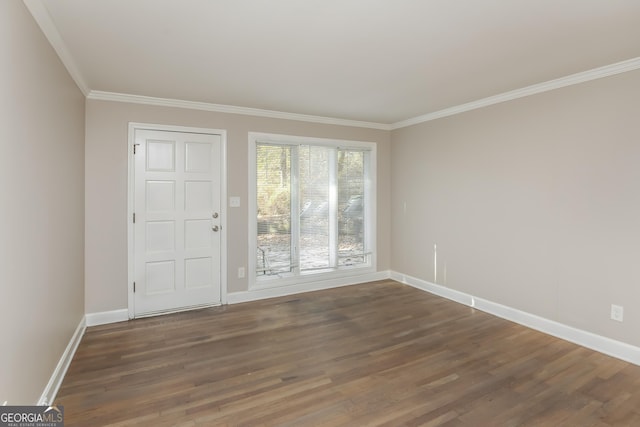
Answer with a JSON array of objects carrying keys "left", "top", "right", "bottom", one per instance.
[{"left": 134, "top": 129, "right": 222, "bottom": 316}]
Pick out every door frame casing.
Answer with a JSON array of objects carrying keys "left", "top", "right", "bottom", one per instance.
[{"left": 127, "top": 122, "right": 228, "bottom": 319}]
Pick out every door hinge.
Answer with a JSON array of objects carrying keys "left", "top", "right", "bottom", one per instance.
[
  {"left": 133, "top": 212, "right": 136, "bottom": 223},
  {"left": 133, "top": 144, "right": 140, "bottom": 154},
  {"left": 133, "top": 282, "right": 136, "bottom": 293}
]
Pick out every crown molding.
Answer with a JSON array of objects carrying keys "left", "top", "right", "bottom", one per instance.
[
  {"left": 90, "top": 56, "right": 640, "bottom": 131},
  {"left": 22, "top": 0, "right": 640, "bottom": 132},
  {"left": 87, "top": 91, "right": 392, "bottom": 130},
  {"left": 391, "top": 56, "right": 640, "bottom": 130},
  {"left": 23, "top": 0, "right": 90, "bottom": 96}
]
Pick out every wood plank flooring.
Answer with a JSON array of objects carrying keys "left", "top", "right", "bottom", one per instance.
[{"left": 56, "top": 280, "right": 640, "bottom": 426}]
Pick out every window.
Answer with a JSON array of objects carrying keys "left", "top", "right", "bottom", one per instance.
[{"left": 249, "top": 133, "right": 376, "bottom": 287}]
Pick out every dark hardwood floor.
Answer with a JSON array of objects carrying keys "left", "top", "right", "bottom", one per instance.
[{"left": 56, "top": 280, "right": 640, "bottom": 426}]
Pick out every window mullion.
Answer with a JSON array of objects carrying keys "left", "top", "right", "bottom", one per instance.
[
  {"left": 363, "top": 151, "right": 371, "bottom": 263},
  {"left": 329, "top": 148, "right": 338, "bottom": 268},
  {"left": 291, "top": 146, "right": 300, "bottom": 274}
]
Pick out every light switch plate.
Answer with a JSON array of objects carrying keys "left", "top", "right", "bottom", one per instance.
[{"left": 229, "top": 196, "right": 240, "bottom": 207}]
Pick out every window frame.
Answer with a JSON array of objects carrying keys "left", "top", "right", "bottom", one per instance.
[{"left": 248, "top": 132, "right": 377, "bottom": 290}]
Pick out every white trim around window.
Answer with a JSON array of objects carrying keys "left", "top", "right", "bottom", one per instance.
[{"left": 248, "top": 132, "right": 377, "bottom": 290}]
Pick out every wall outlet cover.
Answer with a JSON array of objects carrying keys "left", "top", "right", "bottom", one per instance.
[{"left": 610, "top": 304, "right": 624, "bottom": 322}]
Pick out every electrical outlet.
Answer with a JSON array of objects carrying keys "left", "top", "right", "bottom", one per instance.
[
  {"left": 611, "top": 304, "right": 624, "bottom": 322},
  {"left": 238, "top": 267, "right": 245, "bottom": 278}
]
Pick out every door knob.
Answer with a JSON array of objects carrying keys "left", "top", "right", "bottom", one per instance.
[
  {"left": 212, "top": 225, "right": 219, "bottom": 232},
  {"left": 212, "top": 212, "right": 219, "bottom": 218}
]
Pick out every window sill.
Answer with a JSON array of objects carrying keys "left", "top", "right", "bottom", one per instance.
[{"left": 250, "top": 264, "right": 375, "bottom": 291}]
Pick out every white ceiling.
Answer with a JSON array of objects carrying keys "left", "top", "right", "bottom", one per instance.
[{"left": 28, "top": 0, "right": 640, "bottom": 126}]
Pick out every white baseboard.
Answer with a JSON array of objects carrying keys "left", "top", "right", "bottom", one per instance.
[
  {"left": 390, "top": 271, "right": 473, "bottom": 306},
  {"left": 228, "top": 270, "right": 391, "bottom": 304},
  {"left": 390, "top": 271, "right": 640, "bottom": 366},
  {"left": 38, "top": 317, "right": 86, "bottom": 405},
  {"left": 85, "top": 272, "right": 393, "bottom": 322},
  {"left": 85, "top": 309, "right": 129, "bottom": 327}
]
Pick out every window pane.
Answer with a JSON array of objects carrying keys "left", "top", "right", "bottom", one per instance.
[
  {"left": 256, "top": 144, "right": 291, "bottom": 275},
  {"left": 338, "top": 150, "right": 365, "bottom": 266},
  {"left": 299, "top": 145, "right": 330, "bottom": 270},
  {"left": 252, "top": 134, "right": 374, "bottom": 285}
]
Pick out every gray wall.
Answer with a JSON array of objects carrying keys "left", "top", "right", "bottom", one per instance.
[
  {"left": 0, "top": 2, "right": 85, "bottom": 404},
  {"left": 391, "top": 70, "right": 640, "bottom": 347},
  {"left": 84, "top": 100, "right": 391, "bottom": 313}
]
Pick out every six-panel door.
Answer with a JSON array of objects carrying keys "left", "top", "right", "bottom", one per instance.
[{"left": 134, "top": 129, "right": 222, "bottom": 316}]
